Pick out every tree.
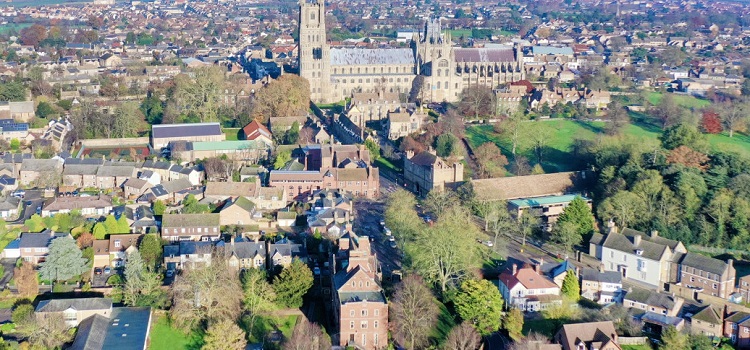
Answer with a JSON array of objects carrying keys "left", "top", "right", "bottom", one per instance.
[
  {"left": 364, "top": 139, "right": 380, "bottom": 161},
  {"left": 551, "top": 220, "right": 581, "bottom": 255},
  {"left": 556, "top": 196, "right": 594, "bottom": 238},
  {"left": 166, "top": 66, "right": 225, "bottom": 123},
  {"left": 660, "top": 326, "right": 689, "bottom": 350},
  {"left": 495, "top": 111, "right": 526, "bottom": 156},
  {"left": 242, "top": 268, "right": 276, "bottom": 332},
  {"left": 153, "top": 200, "right": 166, "bottom": 216},
  {"left": 252, "top": 75, "right": 311, "bottom": 123},
  {"left": 560, "top": 271, "right": 580, "bottom": 300},
  {"left": 171, "top": 257, "right": 243, "bottom": 331},
  {"left": 274, "top": 150, "right": 292, "bottom": 169},
  {"left": 139, "top": 234, "right": 163, "bottom": 271},
  {"left": 503, "top": 308, "right": 524, "bottom": 341},
  {"left": 459, "top": 86, "right": 495, "bottom": 120},
  {"left": 604, "top": 101, "right": 630, "bottom": 136},
  {"left": 0, "top": 82, "right": 26, "bottom": 102},
  {"left": 454, "top": 279, "right": 504, "bottom": 335},
  {"left": 661, "top": 123, "right": 708, "bottom": 151},
  {"left": 666, "top": 146, "right": 709, "bottom": 170},
  {"left": 93, "top": 223, "right": 107, "bottom": 239},
  {"left": 283, "top": 318, "right": 331, "bottom": 350},
  {"left": 524, "top": 122, "right": 553, "bottom": 164},
  {"left": 407, "top": 205, "right": 480, "bottom": 293},
  {"left": 719, "top": 99, "right": 748, "bottom": 138},
  {"left": 123, "top": 250, "right": 168, "bottom": 308},
  {"left": 24, "top": 214, "right": 45, "bottom": 232},
  {"left": 104, "top": 215, "right": 120, "bottom": 233},
  {"left": 423, "top": 190, "right": 456, "bottom": 220},
  {"left": 76, "top": 232, "right": 94, "bottom": 249},
  {"left": 273, "top": 258, "right": 314, "bottom": 308},
  {"left": 14, "top": 303, "right": 71, "bottom": 349},
  {"left": 182, "top": 194, "right": 211, "bottom": 214},
  {"left": 598, "top": 190, "right": 646, "bottom": 228},
  {"left": 701, "top": 110, "right": 722, "bottom": 134},
  {"left": 14, "top": 262, "right": 39, "bottom": 298},
  {"left": 435, "top": 133, "right": 460, "bottom": 158},
  {"left": 35, "top": 101, "right": 57, "bottom": 119},
  {"left": 444, "top": 322, "right": 482, "bottom": 350},
  {"left": 20, "top": 24, "right": 48, "bottom": 47},
  {"left": 112, "top": 101, "right": 145, "bottom": 138},
  {"left": 653, "top": 94, "right": 683, "bottom": 130},
  {"left": 474, "top": 142, "right": 508, "bottom": 178},
  {"left": 202, "top": 321, "right": 247, "bottom": 350},
  {"left": 390, "top": 275, "right": 439, "bottom": 350},
  {"left": 385, "top": 189, "right": 424, "bottom": 244},
  {"left": 39, "top": 236, "right": 88, "bottom": 282}
]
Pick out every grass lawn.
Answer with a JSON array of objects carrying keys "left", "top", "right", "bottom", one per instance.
[
  {"left": 467, "top": 115, "right": 750, "bottom": 173},
  {"left": 149, "top": 315, "right": 203, "bottom": 350},
  {"left": 430, "top": 300, "right": 457, "bottom": 346},
  {"left": 374, "top": 157, "right": 401, "bottom": 172},
  {"left": 622, "top": 344, "right": 654, "bottom": 350},
  {"left": 645, "top": 91, "right": 711, "bottom": 109},
  {"left": 521, "top": 318, "right": 560, "bottom": 338},
  {"left": 0, "top": 230, "right": 19, "bottom": 251},
  {"left": 224, "top": 128, "right": 241, "bottom": 141},
  {"left": 247, "top": 314, "right": 298, "bottom": 343}
]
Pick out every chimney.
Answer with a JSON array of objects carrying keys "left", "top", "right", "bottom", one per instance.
[
  {"left": 533, "top": 263, "right": 541, "bottom": 274},
  {"left": 650, "top": 230, "right": 659, "bottom": 238},
  {"left": 512, "top": 264, "right": 517, "bottom": 275},
  {"left": 575, "top": 266, "right": 580, "bottom": 277},
  {"left": 633, "top": 234, "right": 642, "bottom": 247},
  {"left": 607, "top": 219, "right": 617, "bottom": 234},
  {"left": 230, "top": 236, "right": 235, "bottom": 246},
  {"left": 539, "top": 258, "right": 544, "bottom": 269}
]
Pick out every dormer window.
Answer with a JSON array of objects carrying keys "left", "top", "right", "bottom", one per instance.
[{"left": 635, "top": 249, "right": 644, "bottom": 256}]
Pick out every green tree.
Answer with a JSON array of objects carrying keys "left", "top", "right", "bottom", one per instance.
[
  {"left": 9, "top": 139, "right": 20, "bottom": 151},
  {"left": 660, "top": 123, "right": 708, "bottom": 151},
  {"left": 273, "top": 258, "right": 314, "bottom": 308},
  {"left": 139, "top": 234, "right": 163, "bottom": 271},
  {"left": 182, "top": 194, "right": 210, "bottom": 214},
  {"left": 556, "top": 196, "right": 594, "bottom": 238},
  {"left": 153, "top": 200, "right": 166, "bottom": 216},
  {"left": 24, "top": 214, "right": 45, "bottom": 232},
  {"left": 141, "top": 95, "right": 164, "bottom": 124},
  {"left": 551, "top": 220, "right": 582, "bottom": 254},
  {"left": 436, "top": 133, "right": 459, "bottom": 157},
  {"left": 274, "top": 150, "right": 292, "bottom": 169},
  {"left": 385, "top": 189, "right": 424, "bottom": 244},
  {"left": 284, "top": 121, "right": 300, "bottom": 144},
  {"left": 39, "top": 236, "right": 89, "bottom": 282},
  {"left": 103, "top": 215, "right": 120, "bottom": 233},
  {"left": 598, "top": 190, "right": 647, "bottom": 229},
  {"left": 35, "top": 101, "right": 57, "bottom": 119},
  {"left": 364, "top": 139, "right": 380, "bottom": 161},
  {"left": 123, "top": 250, "right": 168, "bottom": 308},
  {"left": 407, "top": 205, "right": 480, "bottom": 293},
  {"left": 454, "top": 279, "right": 503, "bottom": 335},
  {"left": 166, "top": 66, "right": 225, "bottom": 123},
  {"left": 560, "top": 271, "right": 580, "bottom": 300},
  {"left": 242, "top": 268, "right": 276, "bottom": 332},
  {"left": 93, "top": 223, "right": 107, "bottom": 240},
  {"left": 660, "top": 326, "right": 688, "bottom": 350},
  {"left": 117, "top": 215, "right": 130, "bottom": 233},
  {"left": 203, "top": 321, "right": 247, "bottom": 350},
  {"left": 503, "top": 308, "right": 524, "bottom": 341}
]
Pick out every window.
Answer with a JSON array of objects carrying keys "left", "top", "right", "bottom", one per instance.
[
  {"left": 114, "top": 240, "right": 121, "bottom": 248},
  {"left": 374, "top": 321, "right": 379, "bottom": 328},
  {"left": 374, "top": 334, "right": 378, "bottom": 346},
  {"left": 374, "top": 310, "right": 379, "bottom": 316},
  {"left": 350, "top": 321, "right": 354, "bottom": 329},
  {"left": 362, "top": 334, "right": 366, "bottom": 346},
  {"left": 713, "top": 283, "right": 718, "bottom": 289},
  {"left": 350, "top": 310, "right": 355, "bottom": 317},
  {"left": 361, "top": 321, "right": 368, "bottom": 329},
  {"left": 361, "top": 310, "right": 368, "bottom": 316},
  {"left": 610, "top": 251, "right": 614, "bottom": 258}
]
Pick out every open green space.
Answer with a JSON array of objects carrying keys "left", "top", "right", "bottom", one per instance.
[
  {"left": 224, "top": 128, "right": 241, "bottom": 141},
  {"left": 246, "top": 314, "right": 298, "bottom": 343},
  {"left": 374, "top": 157, "right": 402, "bottom": 173},
  {"left": 466, "top": 115, "right": 750, "bottom": 173},
  {"left": 149, "top": 315, "right": 203, "bottom": 350},
  {"left": 521, "top": 318, "right": 560, "bottom": 338},
  {"left": 645, "top": 91, "right": 711, "bottom": 109}
]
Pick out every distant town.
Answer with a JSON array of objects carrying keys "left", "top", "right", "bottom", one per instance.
[{"left": 1, "top": 0, "right": 750, "bottom": 350}]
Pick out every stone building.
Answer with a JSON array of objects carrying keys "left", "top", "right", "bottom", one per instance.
[
  {"left": 403, "top": 150, "right": 463, "bottom": 197},
  {"left": 298, "top": 0, "right": 524, "bottom": 104}
]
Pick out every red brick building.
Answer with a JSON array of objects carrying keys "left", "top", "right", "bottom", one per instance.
[{"left": 333, "top": 232, "right": 387, "bottom": 349}]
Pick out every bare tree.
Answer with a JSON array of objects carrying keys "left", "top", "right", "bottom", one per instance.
[
  {"left": 390, "top": 275, "right": 439, "bottom": 350},
  {"left": 442, "top": 108, "right": 466, "bottom": 138},
  {"left": 719, "top": 99, "right": 748, "bottom": 138},
  {"left": 459, "top": 86, "right": 494, "bottom": 120},
  {"left": 283, "top": 318, "right": 331, "bottom": 350},
  {"left": 444, "top": 322, "right": 482, "bottom": 350},
  {"left": 495, "top": 111, "right": 526, "bottom": 156},
  {"left": 474, "top": 142, "right": 509, "bottom": 179},
  {"left": 170, "top": 253, "right": 243, "bottom": 331},
  {"left": 299, "top": 126, "right": 315, "bottom": 144},
  {"left": 14, "top": 261, "right": 39, "bottom": 298},
  {"left": 508, "top": 332, "right": 552, "bottom": 350},
  {"left": 203, "top": 157, "right": 231, "bottom": 181}
]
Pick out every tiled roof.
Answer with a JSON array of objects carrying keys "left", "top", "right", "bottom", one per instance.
[
  {"left": 556, "top": 321, "right": 619, "bottom": 350},
  {"left": 691, "top": 305, "right": 722, "bottom": 325},
  {"left": 679, "top": 252, "right": 730, "bottom": 276},
  {"left": 162, "top": 213, "right": 220, "bottom": 228}
]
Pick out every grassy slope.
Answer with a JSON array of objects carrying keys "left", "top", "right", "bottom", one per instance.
[{"left": 645, "top": 91, "right": 711, "bottom": 109}]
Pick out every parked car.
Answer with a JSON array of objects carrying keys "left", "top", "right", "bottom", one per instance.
[
  {"left": 165, "top": 270, "right": 174, "bottom": 278},
  {"left": 483, "top": 240, "right": 494, "bottom": 247},
  {"left": 94, "top": 267, "right": 102, "bottom": 275},
  {"left": 384, "top": 227, "right": 392, "bottom": 236},
  {"left": 389, "top": 240, "right": 397, "bottom": 248},
  {"left": 103, "top": 267, "right": 111, "bottom": 274},
  {"left": 313, "top": 267, "right": 321, "bottom": 276},
  {"left": 388, "top": 236, "right": 396, "bottom": 242}
]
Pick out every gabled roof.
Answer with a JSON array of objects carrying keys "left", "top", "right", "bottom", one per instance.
[
  {"left": 162, "top": 213, "right": 220, "bottom": 228},
  {"left": 555, "top": 321, "right": 620, "bottom": 350},
  {"left": 242, "top": 120, "right": 272, "bottom": 141},
  {"left": 679, "top": 252, "right": 731, "bottom": 276},
  {"left": 36, "top": 297, "right": 113, "bottom": 313},
  {"left": 499, "top": 264, "right": 559, "bottom": 291},
  {"left": 151, "top": 122, "right": 222, "bottom": 139},
  {"left": 691, "top": 305, "right": 722, "bottom": 325},
  {"left": 580, "top": 268, "right": 622, "bottom": 284},
  {"left": 549, "top": 260, "right": 575, "bottom": 279},
  {"left": 472, "top": 171, "right": 593, "bottom": 201}
]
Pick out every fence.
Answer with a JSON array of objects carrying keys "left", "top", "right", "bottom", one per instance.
[{"left": 618, "top": 337, "right": 648, "bottom": 345}]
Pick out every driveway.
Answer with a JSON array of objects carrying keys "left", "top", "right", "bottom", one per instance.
[{"left": 0, "top": 258, "right": 16, "bottom": 289}]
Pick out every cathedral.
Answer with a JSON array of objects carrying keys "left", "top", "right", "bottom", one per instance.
[{"left": 298, "top": 0, "right": 525, "bottom": 104}]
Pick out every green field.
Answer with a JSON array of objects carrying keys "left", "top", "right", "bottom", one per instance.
[
  {"left": 645, "top": 91, "right": 711, "bottom": 109},
  {"left": 149, "top": 315, "right": 203, "bottom": 350},
  {"left": 224, "top": 128, "right": 241, "bottom": 141},
  {"left": 466, "top": 117, "right": 750, "bottom": 173},
  {"left": 0, "top": 23, "right": 31, "bottom": 34}
]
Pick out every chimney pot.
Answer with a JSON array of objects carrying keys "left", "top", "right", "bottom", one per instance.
[{"left": 512, "top": 264, "right": 517, "bottom": 275}]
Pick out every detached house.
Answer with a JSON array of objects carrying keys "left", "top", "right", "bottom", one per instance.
[
  {"left": 403, "top": 150, "right": 463, "bottom": 197},
  {"left": 218, "top": 237, "right": 267, "bottom": 270},
  {"left": 554, "top": 321, "right": 621, "bottom": 350},
  {"left": 689, "top": 305, "right": 724, "bottom": 338},
  {"left": 41, "top": 195, "right": 113, "bottom": 217},
  {"left": 35, "top": 298, "right": 113, "bottom": 328},
  {"left": 580, "top": 268, "right": 623, "bottom": 304},
  {"left": 268, "top": 241, "right": 307, "bottom": 268},
  {"left": 163, "top": 241, "right": 214, "bottom": 270},
  {"left": 20, "top": 230, "right": 68, "bottom": 264},
  {"left": 219, "top": 196, "right": 259, "bottom": 226},
  {"left": 498, "top": 263, "right": 562, "bottom": 311}
]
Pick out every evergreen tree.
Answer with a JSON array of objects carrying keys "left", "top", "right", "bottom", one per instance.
[
  {"left": 153, "top": 200, "right": 166, "bottom": 216},
  {"left": 39, "top": 236, "right": 89, "bottom": 282},
  {"left": 454, "top": 279, "right": 504, "bottom": 335},
  {"left": 660, "top": 326, "right": 688, "bottom": 350},
  {"left": 93, "top": 223, "right": 107, "bottom": 240},
  {"left": 273, "top": 258, "right": 314, "bottom": 308},
  {"left": 117, "top": 215, "right": 130, "bottom": 233},
  {"left": 139, "top": 234, "right": 163, "bottom": 271},
  {"left": 560, "top": 271, "right": 580, "bottom": 300},
  {"left": 103, "top": 215, "right": 120, "bottom": 233},
  {"left": 503, "top": 308, "right": 524, "bottom": 341},
  {"left": 556, "top": 196, "right": 595, "bottom": 238}
]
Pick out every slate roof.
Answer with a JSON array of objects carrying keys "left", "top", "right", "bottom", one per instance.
[
  {"left": 679, "top": 252, "right": 730, "bottom": 276},
  {"left": 624, "top": 288, "right": 677, "bottom": 310},
  {"left": 556, "top": 321, "right": 619, "bottom": 350},
  {"left": 408, "top": 151, "right": 438, "bottom": 167},
  {"left": 330, "top": 48, "right": 414, "bottom": 65},
  {"left": 176, "top": 241, "right": 214, "bottom": 255},
  {"left": 100, "top": 307, "right": 152, "bottom": 350},
  {"left": 36, "top": 297, "right": 113, "bottom": 313},
  {"left": 601, "top": 231, "right": 669, "bottom": 261},
  {"left": 21, "top": 158, "right": 62, "bottom": 172},
  {"left": 151, "top": 122, "right": 222, "bottom": 139},
  {"left": 219, "top": 240, "right": 266, "bottom": 259},
  {"left": 580, "top": 268, "right": 622, "bottom": 284},
  {"left": 19, "top": 232, "right": 55, "bottom": 248},
  {"left": 454, "top": 48, "right": 516, "bottom": 63},
  {"left": 96, "top": 165, "right": 135, "bottom": 177},
  {"left": 691, "top": 305, "right": 722, "bottom": 325},
  {"left": 472, "top": 171, "right": 593, "bottom": 201},
  {"left": 269, "top": 242, "right": 307, "bottom": 260},
  {"left": 68, "top": 314, "right": 109, "bottom": 350},
  {"left": 549, "top": 260, "right": 575, "bottom": 279},
  {"left": 63, "top": 164, "right": 100, "bottom": 175}
]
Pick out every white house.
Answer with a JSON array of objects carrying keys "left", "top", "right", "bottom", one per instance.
[{"left": 498, "top": 263, "right": 562, "bottom": 311}]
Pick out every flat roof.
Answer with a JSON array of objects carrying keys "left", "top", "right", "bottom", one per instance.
[{"left": 509, "top": 194, "right": 589, "bottom": 208}]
